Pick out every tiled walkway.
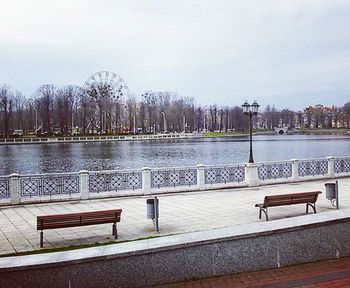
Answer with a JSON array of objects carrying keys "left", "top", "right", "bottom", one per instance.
[
  {"left": 0, "top": 177, "right": 349, "bottom": 255},
  {"left": 157, "top": 256, "right": 350, "bottom": 288}
]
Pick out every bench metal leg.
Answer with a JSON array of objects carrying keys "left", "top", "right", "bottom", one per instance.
[
  {"left": 306, "top": 203, "right": 316, "bottom": 214},
  {"left": 40, "top": 231, "right": 43, "bottom": 248},
  {"left": 112, "top": 223, "right": 118, "bottom": 239},
  {"left": 259, "top": 208, "right": 269, "bottom": 221}
]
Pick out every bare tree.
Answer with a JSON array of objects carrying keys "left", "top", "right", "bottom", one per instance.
[
  {"left": 35, "top": 84, "right": 56, "bottom": 135},
  {"left": 13, "top": 91, "right": 26, "bottom": 132},
  {"left": 127, "top": 94, "right": 137, "bottom": 133},
  {"left": 343, "top": 102, "right": 350, "bottom": 128},
  {"left": 0, "top": 85, "right": 13, "bottom": 137}
]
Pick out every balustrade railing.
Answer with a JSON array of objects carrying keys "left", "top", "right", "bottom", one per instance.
[
  {"left": 258, "top": 161, "right": 292, "bottom": 180},
  {"left": 334, "top": 157, "right": 350, "bottom": 174},
  {"left": 0, "top": 176, "right": 10, "bottom": 199},
  {"left": 204, "top": 165, "right": 245, "bottom": 185},
  {"left": 1, "top": 155, "right": 349, "bottom": 204},
  {"left": 151, "top": 167, "right": 197, "bottom": 188},
  {"left": 0, "top": 133, "right": 190, "bottom": 145},
  {"left": 298, "top": 159, "right": 328, "bottom": 177},
  {"left": 89, "top": 170, "right": 142, "bottom": 193},
  {"left": 20, "top": 173, "right": 80, "bottom": 198}
]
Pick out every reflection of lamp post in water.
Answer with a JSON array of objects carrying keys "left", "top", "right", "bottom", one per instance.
[
  {"left": 242, "top": 100, "right": 260, "bottom": 163},
  {"left": 161, "top": 112, "right": 167, "bottom": 133}
]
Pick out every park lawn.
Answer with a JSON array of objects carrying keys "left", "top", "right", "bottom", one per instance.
[{"left": 202, "top": 131, "right": 247, "bottom": 137}]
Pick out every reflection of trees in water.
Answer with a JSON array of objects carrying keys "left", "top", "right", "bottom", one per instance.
[
  {"left": 1, "top": 136, "right": 350, "bottom": 175},
  {"left": 37, "top": 144, "right": 75, "bottom": 173},
  {"left": 1, "top": 146, "right": 16, "bottom": 175}
]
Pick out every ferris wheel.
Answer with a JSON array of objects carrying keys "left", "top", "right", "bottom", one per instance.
[
  {"left": 84, "top": 71, "right": 130, "bottom": 102},
  {"left": 83, "top": 71, "right": 130, "bottom": 134}
]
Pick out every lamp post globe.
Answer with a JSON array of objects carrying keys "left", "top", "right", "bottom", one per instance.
[
  {"left": 251, "top": 100, "right": 260, "bottom": 114},
  {"left": 242, "top": 101, "right": 250, "bottom": 114}
]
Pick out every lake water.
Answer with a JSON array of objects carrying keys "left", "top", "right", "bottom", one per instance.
[{"left": 0, "top": 135, "right": 349, "bottom": 175}]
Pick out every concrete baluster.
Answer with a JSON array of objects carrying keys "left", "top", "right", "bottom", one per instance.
[
  {"left": 142, "top": 167, "right": 152, "bottom": 194},
  {"left": 79, "top": 170, "right": 90, "bottom": 200},
  {"left": 245, "top": 163, "right": 259, "bottom": 187},
  {"left": 291, "top": 159, "right": 300, "bottom": 181},
  {"left": 196, "top": 164, "right": 206, "bottom": 190},
  {"left": 327, "top": 156, "right": 335, "bottom": 178},
  {"left": 10, "top": 173, "right": 20, "bottom": 205}
]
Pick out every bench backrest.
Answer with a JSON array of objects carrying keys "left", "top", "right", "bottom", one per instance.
[
  {"left": 263, "top": 191, "right": 321, "bottom": 208},
  {"left": 37, "top": 209, "right": 122, "bottom": 230}
]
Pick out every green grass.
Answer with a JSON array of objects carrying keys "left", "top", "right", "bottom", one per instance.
[
  {"left": 202, "top": 131, "right": 247, "bottom": 137},
  {"left": 0, "top": 235, "right": 166, "bottom": 258},
  {"left": 297, "top": 128, "right": 349, "bottom": 135}
]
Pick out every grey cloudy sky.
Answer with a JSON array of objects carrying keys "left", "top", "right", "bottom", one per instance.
[{"left": 0, "top": 0, "right": 349, "bottom": 110}]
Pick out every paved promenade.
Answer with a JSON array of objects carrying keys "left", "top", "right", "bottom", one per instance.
[
  {"left": 0, "top": 177, "right": 349, "bottom": 255},
  {"left": 158, "top": 256, "right": 350, "bottom": 287}
]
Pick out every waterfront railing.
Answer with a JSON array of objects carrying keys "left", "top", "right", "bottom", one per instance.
[
  {"left": 0, "top": 156, "right": 349, "bottom": 205},
  {"left": 0, "top": 133, "right": 197, "bottom": 145}
]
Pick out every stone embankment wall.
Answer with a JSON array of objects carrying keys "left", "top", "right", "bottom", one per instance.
[{"left": 0, "top": 209, "right": 349, "bottom": 287}]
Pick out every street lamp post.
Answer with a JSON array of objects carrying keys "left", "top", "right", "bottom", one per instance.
[
  {"left": 34, "top": 108, "right": 38, "bottom": 133},
  {"left": 133, "top": 115, "right": 136, "bottom": 135},
  {"left": 242, "top": 100, "right": 260, "bottom": 163},
  {"left": 161, "top": 111, "right": 167, "bottom": 133}
]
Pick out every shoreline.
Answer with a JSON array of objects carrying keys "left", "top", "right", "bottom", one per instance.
[
  {"left": 0, "top": 133, "right": 201, "bottom": 145},
  {"left": 0, "top": 129, "right": 349, "bottom": 145}
]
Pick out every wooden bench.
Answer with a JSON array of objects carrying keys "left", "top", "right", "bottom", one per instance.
[
  {"left": 37, "top": 209, "right": 122, "bottom": 248},
  {"left": 255, "top": 191, "right": 322, "bottom": 221}
]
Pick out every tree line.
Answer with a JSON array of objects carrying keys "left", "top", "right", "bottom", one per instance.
[{"left": 0, "top": 83, "right": 349, "bottom": 137}]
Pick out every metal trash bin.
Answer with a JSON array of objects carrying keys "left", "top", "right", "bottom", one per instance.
[
  {"left": 146, "top": 198, "right": 155, "bottom": 219},
  {"left": 146, "top": 198, "right": 159, "bottom": 219},
  {"left": 325, "top": 183, "right": 336, "bottom": 200},
  {"left": 146, "top": 197, "right": 160, "bottom": 232}
]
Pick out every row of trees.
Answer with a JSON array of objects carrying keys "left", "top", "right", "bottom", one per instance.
[{"left": 0, "top": 83, "right": 349, "bottom": 137}]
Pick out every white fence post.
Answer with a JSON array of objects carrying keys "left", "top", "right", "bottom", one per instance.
[
  {"left": 10, "top": 173, "right": 20, "bottom": 205},
  {"left": 142, "top": 167, "right": 152, "bottom": 194},
  {"left": 245, "top": 163, "right": 259, "bottom": 187},
  {"left": 79, "top": 170, "right": 90, "bottom": 200},
  {"left": 196, "top": 164, "right": 206, "bottom": 190},
  {"left": 327, "top": 156, "right": 335, "bottom": 178},
  {"left": 291, "top": 159, "right": 299, "bottom": 181}
]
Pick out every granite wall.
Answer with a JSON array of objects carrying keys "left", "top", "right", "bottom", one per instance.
[{"left": 1, "top": 211, "right": 350, "bottom": 288}]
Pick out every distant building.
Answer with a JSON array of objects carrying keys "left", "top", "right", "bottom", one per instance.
[{"left": 303, "top": 104, "right": 337, "bottom": 128}]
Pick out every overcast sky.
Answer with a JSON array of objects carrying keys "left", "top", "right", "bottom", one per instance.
[{"left": 0, "top": 0, "right": 349, "bottom": 110}]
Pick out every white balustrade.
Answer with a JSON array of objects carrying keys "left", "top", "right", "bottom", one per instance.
[
  {"left": 10, "top": 173, "right": 20, "bottom": 205},
  {"left": 0, "top": 156, "right": 349, "bottom": 205}
]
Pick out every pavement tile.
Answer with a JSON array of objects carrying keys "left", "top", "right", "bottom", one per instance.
[{"left": 0, "top": 177, "right": 348, "bottom": 256}]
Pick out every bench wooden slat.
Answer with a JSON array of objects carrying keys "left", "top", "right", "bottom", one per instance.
[
  {"left": 255, "top": 191, "right": 322, "bottom": 221},
  {"left": 37, "top": 209, "right": 122, "bottom": 247},
  {"left": 259, "top": 191, "right": 321, "bottom": 208}
]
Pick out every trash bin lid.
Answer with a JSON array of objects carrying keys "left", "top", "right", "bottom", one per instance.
[{"left": 146, "top": 198, "right": 155, "bottom": 204}]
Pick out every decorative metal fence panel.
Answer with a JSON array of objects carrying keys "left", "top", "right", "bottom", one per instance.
[
  {"left": 334, "top": 157, "right": 350, "bottom": 174},
  {"left": 151, "top": 168, "right": 197, "bottom": 188},
  {"left": 20, "top": 174, "right": 80, "bottom": 198},
  {"left": 298, "top": 159, "right": 328, "bottom": 177},
  {"left": 0, "top": 177, "right": 10, "bottom": 199},
  {"left": 205, "top": 165, "right": 245, "bottom": 185},
  {"left": 258, "top": 162, "right": 292, "bottom": 180},
  {"left": 89, "top": 171, "right": 142, "bottom": 193}
]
